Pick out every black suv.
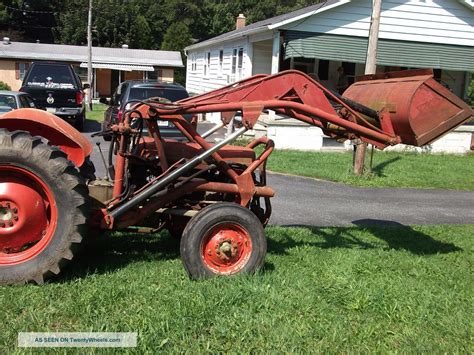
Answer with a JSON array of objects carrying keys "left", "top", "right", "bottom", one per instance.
[
  {"left": 20, "top": 62, "right": 87, "bottom": 131},
  {"left": 100, "top": 80, "right": 190, "bottom": 140}
]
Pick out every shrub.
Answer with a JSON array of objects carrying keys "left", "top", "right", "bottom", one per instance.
[{"left": 0, "top": 81, "right": 11, "bottom": 90}]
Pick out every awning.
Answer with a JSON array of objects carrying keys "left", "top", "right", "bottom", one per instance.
[
  {"left": 284, "top": 31, "right": 474, "bottom": 72},
  {"left": 79, "top": 62, "right": 155, "bottom": 72}
]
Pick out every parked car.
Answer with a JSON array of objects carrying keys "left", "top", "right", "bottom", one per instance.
[
  {"left": 100, "top": 80, "right": 191, "bottom": 140},
  {"left": 0, "top": 91, "right": 36, "bottom": 114},
  {"left": 20, "top": 61, "right": 87, "bottom": 131}
]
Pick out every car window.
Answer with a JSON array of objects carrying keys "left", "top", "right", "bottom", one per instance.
[
  {"left": 24, "top": 95, "right": 36, "bottom": 108},
  {"left": 24, "top": 64, "right": 77, "bottom": 89},
  {"left": 0, "top": 95, "right": 17, "bottom": 109},
  {"left": 128, "top": 87, "right": 188, "bottom": 102},
  {"left": 113, "top": 83, "right": 128, "bottom": 106},
  {"left": 19, "top": 95, "right": 32, "bottom": 108}
]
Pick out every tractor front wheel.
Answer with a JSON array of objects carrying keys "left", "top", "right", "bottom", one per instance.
[
  {"left": 180, "top": 203, "right": 266, "bottom": 279},
  {"left": 0, "top": 130, "right": 90, "bottom": 284}
]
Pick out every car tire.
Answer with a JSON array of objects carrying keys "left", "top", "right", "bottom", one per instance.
[{"left": 74, "top": 112, "right": 85, "bottom": 132}]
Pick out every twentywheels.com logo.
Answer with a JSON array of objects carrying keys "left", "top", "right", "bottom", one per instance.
[{"left": 18, "top": 333, "right": 137, "bottom": 348}]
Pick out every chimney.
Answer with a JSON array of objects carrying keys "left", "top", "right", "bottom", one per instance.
[
  {"left": 122, "top": 44, "right": 129, "bottom": 49},
  {"left": 36, "top": 39, "right": 40, "bottom": 44},
  {"left": 236, "top": 14, "right": 246, "bottom": 29},
  {"left": 3, "top": 37, "right": 10, "bottom": 45}
]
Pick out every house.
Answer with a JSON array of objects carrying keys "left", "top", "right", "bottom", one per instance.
[
  {"left": 0, "top": 38, "right": 183, "bottom": 97},
  {"left": 185, "top": 0, "right": 473, "bottom": 101},
  {"left": 184, "top": 0, "right": 473, "bottom": 152}
]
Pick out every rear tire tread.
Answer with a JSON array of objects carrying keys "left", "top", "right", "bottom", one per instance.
[{"left": 0, "top": 129, "right": 90, "bottom": 285}]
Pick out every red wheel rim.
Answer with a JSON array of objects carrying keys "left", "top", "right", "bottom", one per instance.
[
  {"left": 201, "top": 222, "right": 252, "bottom": 275},
  {"left": 0, "top": 165, "right": 57, "bottom": 265}
]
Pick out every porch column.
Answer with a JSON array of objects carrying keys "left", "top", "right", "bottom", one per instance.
[{"left": 271, "top": 31, "right": 280, "bottom": 74}]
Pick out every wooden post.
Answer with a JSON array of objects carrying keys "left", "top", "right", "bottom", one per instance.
[{"left": 353, "top": 0, "right": 382, "bottom": 175}]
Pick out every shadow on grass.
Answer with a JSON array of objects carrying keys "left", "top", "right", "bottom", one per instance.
[
  {"left": 59, "top": 231, "right": 181, "bottom": 282},
  {"left": 270, "top": 219, "right": 462, "bottom": 256},
  {"left": 370, "top": 156, "right": 401, "bottom": 177},
  {"left": 59, "top": 220, "right": 461, "bottom": 282}
]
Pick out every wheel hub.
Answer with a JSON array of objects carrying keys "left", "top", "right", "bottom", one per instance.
[
  {"left": 0, "top": 201, "right": 19, "bottom": 228},
  {"left": 202, "top": 223, "right": 252, "bottom": 275}
]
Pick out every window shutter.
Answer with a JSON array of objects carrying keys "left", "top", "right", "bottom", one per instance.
[{"left": 15, "top": 62, "right": 20, "bottom": 80}]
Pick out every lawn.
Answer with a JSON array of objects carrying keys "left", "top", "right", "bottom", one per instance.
[
  {"left": 1, "top": 224, "right": 472, "bottom": 352},
  {"left": 85, "top": 103, "right": 107, "bottom": 122},
  {"left": 265, "top": 149, "right": 474, "bottom": 190}
]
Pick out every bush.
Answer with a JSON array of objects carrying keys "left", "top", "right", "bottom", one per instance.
[{"left": 0, "top": 81, "right": 11, "bottom": 90}]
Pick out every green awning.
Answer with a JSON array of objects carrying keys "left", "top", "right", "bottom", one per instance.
[{"left": 284, "top": 31, "right": 474, "bottom": 72}]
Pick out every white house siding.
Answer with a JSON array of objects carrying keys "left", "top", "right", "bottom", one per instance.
[
  {"left": 186, "top": 39, "right": 251, "bottom": 95},
  {"left": 281, "top": 0, "right": 474, "bottom": 47}
]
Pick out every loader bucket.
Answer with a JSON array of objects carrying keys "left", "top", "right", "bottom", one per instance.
[{"left": 343, "top": 69, "right": 473, "bottom": 146}]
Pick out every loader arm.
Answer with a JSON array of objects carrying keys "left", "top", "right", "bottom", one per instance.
[
  {"left": 144, "top": 69, "right": 473, "bottom": 148},
  {"left": 102, "top": 69, "right": 472, "bottom": 228}
]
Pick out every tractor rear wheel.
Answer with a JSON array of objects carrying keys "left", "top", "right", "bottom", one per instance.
[
  {"left": 180, "top": 203, "right": 266, "bottom": 279},
  {"left": 0, "top": 129, "right": 90, "bottom": 284}
]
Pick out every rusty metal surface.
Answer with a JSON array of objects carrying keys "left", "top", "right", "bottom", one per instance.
[{"left": 343, "top": 70, "right": 473, "bottom": 146}]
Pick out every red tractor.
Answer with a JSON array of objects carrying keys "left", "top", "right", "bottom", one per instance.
[{"left": 0, "top": 69, "right": 472, "bottom": 284}]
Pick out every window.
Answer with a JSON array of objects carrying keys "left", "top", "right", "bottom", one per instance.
[
  {"left": 231, "top": 49, "right": 237, "bottom": 75},
  {"left": 73, "top": 65, "right": 88, "bottom": 83},
  {"left": 148, "top": 68, "right": 162, "bottom": 81},
  {"left": 24, "top": 64, "right": 77, "bottom": 89},
  {"left": 231, "top": 47, "right": 244, "bottom": 81},
  {"left": 238, "top": 48, "right": 243, "bottom": 77},
  {"left": 190, "top": 54, "right": 197, "bottom": 72},
  {"left": 341, "top": 62, "right": 356, "bottom": 85},
  {"left": 318, "top": 60, "right": 329, "bottom": 81},
  {"left": 219, "top": 50, "right": 224, "bottom": 74},
  {"left": 204, "top": 52, "right": 211, "bottom": 77},
  {"left": 16, "top": 62, "right": 30, "bottom": 81}
]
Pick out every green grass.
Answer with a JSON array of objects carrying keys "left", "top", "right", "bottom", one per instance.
[
  {"left": 1, "top": 224, "right": 472, "bottom": 352},
  {"left": 85, "top": 103, "right": 107, "bottom": 122},
  {"left": 265, "top": 150, "right": 474, "bottom": 190}
]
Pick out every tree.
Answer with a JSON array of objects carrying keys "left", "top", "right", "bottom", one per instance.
[
  {"left": 129, "top": 15, "right": 152, "bottom": 49},
  {"left": 161, "top": 22, "right": 193, "bottom": 85}
]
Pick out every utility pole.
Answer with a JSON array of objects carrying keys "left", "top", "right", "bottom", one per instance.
[
  {"left": 87, "top": 0, "right": 93, "bottom": 111},
  {"left": 353, "top": 0, "right": 382, "bottom": 175}
]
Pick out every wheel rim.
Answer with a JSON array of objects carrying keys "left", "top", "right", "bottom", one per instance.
[
  {"left": 0, "top": 165, "right": 57, "bottom": 265},
  {"left": 201, "top": 222, "right": 252, "bottom": 275}
]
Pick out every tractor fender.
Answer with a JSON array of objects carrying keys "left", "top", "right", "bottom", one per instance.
[{"left": 0, "top": 108, "right": 92, "bottom": 167}]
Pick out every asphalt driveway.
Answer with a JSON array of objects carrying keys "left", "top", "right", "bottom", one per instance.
[{"left": 83, "top": 120, "right": 474, "bottom": 227}]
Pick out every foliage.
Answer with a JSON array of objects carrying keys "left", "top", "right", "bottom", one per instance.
[
  {"left": 0, "top": 81, "right": 11, "bottom": 90},
  {"left": 161, "top": 22, "right": 193, "bottom": 85},
  {"left": 1, "top": 0, "right": 323, "bottom": 48},
  {"left": 0, "top": 0, "right": 323, "bottom": 82},
  {"left": 0, "top": 224, "right": 472, "bottom": 352}
]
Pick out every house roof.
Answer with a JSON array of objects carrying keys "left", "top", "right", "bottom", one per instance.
[
  {"left": 185, "top": 0, "right": 473, "bottom": 51},
  {"left": 185, "top": 0, "right": 346, "bottom": 51},
  {"left": 0, "top": 41, "right": 183, "bottom": 67}
]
